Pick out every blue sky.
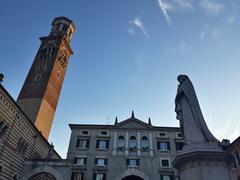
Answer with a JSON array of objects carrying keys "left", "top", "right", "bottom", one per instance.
[{"left": 1, "top": 0, "right": 240, "bottom": 157}]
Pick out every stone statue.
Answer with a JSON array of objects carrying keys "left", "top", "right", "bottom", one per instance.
[
  {"left": 173, "top": 75, "right": 236, "bottom": 180},
  {"left": 175, "top": 75, "right": 219, "bottom": 148}
]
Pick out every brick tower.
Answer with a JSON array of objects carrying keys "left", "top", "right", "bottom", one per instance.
[{"left": 17, "top": 17, "right": 75, "bottom": 139}]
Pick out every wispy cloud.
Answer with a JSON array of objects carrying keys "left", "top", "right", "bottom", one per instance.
[
  {"left": 128, "top": 28, "right": 136, "bottom": 36},
  {"left": 227, "top": 15, "right": 236, "bottom": 24},
  {"left": 199, "top": 0, "right": 225, "bottom": 15},
  {"left": 129, "top": 17, "right": 150, "bottom": 38},
  {"left": 176, "top": 0, "right": 194, "bottom": 10},
  {"left": 158, "top": 0, "right": 194, "bottom": 23},
  {"left": 158, "top": 0, "right": 174, "bottom": 23}
]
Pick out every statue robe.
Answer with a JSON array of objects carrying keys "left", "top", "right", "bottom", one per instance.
[{"left": 175, "top": 75, "right": 219, "bottom": 145}]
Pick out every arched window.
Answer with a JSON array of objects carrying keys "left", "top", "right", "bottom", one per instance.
[
  {"left": 62, "top": 24, "right": 68, "bottom": 32},
  {"left": 129, "top": 136, "right": 137, "bottom": 150},
  {"left": 13, "top": 174, "right": 18, "bottom": 180},
  {"left": 29, "top": 172, "right": 57, "bottom": 180},
  {"left": 0, "top": 122, "right": 7, "bottom": 139},
  {"left": 34, "top": 74, "right": 41, "bottom": 81},
  {"left": 141, "top": 136, "right": 149, "bottom": 151},
  {"left": 117, "top": 135, "right": 125, "bottom": 151},
  {"left": 39, "top": 43, "right": 56, "bottom": 59}
]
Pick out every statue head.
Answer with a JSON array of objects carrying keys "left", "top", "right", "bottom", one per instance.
[{"left": 177, "top": 75, "right": 188, "bottom": 84}]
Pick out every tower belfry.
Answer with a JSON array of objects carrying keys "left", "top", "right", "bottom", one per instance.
[{"left": 17, "top": 17, "right": 75, "bottom": 139}]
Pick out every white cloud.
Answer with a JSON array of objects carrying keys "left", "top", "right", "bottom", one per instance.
[
  {"left": 199, "top": 0, "right": 225, "bottom": 15},
  {"left": 128, "top": 28, "right": 136, "bottom": 36},
  {"left": 176, "top": 0, "right": 194, "bottom": 10},
  {"left": 158, "top": 0, "right": 174, "bottom": 23},
  {"left": 129, "top": 17, "right": 150, "bottom": 38},
  {"left": 158, "top": 0, "right": 194, "bottom": 23},
  {"left": 227, "top": 15, "right": 236, "bottom": 24}
]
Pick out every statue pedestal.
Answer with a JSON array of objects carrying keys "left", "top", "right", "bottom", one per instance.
[{"left": 173, "top": 151, "right": 236, "bottom": 180}]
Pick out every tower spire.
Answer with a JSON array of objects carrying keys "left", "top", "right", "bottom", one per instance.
[
  {"left": 131, "top": 110, "right": 135, "bottom": 118},
  {"left": 114, "top": 116, "right": 118, "bottom": 125},
  {"left": 148, "top": 117, "right": 152, "bottom": 125},
  {"left": 17, "top": 17, "right": 75, "bottom": 139}
]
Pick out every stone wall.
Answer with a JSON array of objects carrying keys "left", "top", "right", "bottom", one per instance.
[{"left": 0, "top": 84, "right": 61, "bottom": 179}]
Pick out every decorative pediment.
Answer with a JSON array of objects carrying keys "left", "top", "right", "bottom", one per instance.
[{"left": 115, "top": 111, "right": 153, "bottom": 130}]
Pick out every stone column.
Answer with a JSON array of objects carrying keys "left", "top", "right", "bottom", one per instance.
[
  {"left": 112, "top": 132, "right": 117, "bottom": 156},
  {"left": 137, "top": 131, "right": 141, "bottom": 156},
  {"left": 125, "top": 132, "right": 129, "bottom": 156},
  {"left": 149, "top": 132, "right": 153, "bottom": 156}
]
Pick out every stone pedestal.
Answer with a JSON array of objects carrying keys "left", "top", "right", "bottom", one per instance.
[{"left": 173, "top": 151, "right": 236, "bottom": 180}]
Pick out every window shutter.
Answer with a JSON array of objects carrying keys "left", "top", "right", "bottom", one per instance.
[
  {"left": 96, "top": 140, "right": 99, "bottom": 148},
  {"left": 95, "top": 158, "right": 98, "bottom": 165},
  {"left": 126, "top": 159, "right": 130, "bottom": 166},
  {"left": 167, "top": 142, "right": 171, "bottom": 150},
  {"left": 93, "top": 173, "right": 96, "bottom": 180},
  {"left": 84, "top": 158, "right": 87, "bottom": 165},
  {"left": 86, "top": 139, "right": 90, "bottom": 148},
  {"left": 170, "top": 175, "right": 174, "bottom": 180},
  {"left": 104, "top": 158, "right": 108, "bottom": 165},
  {"left": 74, "top": 158, "right": 77, "bottom": 164},
  {"left": 157, "top": 142, "right": 160, "bottom": 150},
  {"left": 71, "top": 172, "right": 75, "bottom": 180},
  {"left": 76, "top": 139, "right": 80, "bottom": 148},
  {"left": 103, "top": 174, "right": 106, "bottom": 180},
  {"left": 160, "top": 175, "right": 163, "bottom": 180},
  {"left": 136, "top": 159, "right": 140, "bottom": 166},
  {"left": 106, "top": 140, "right": 109, "bottom": 148}
]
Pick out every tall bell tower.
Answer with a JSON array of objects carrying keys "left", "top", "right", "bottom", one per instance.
[{"left": 17, "top": 17, "right": 76, "bottom": 139}]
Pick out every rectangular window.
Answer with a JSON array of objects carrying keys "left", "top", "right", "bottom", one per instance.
[
  {"left": 96, "top": 140, "right": 109, "bottom": 149},
  {"left": 95, "top": 158, "right": 107, "bottom": 166},
  {"left": 93, "top": 173, "right": 106, "bottom": 180},
  {"left": 176, "top": 132, "right": 182, "bottom": 138},
  {"left": 160, "top": 174, "right": 173, "bottom": 180},
  {"left": 99, "top": 131, "right": 108, "bottom": 136},
  {"left": 175, "top": 142, "right": 184, "bottom": 151},
  {"left": 71, "top": 172, "right": 83, "bottom": 180},
  {"left": 159, "top": 132, "right": 167, "bottom": 137},
  {"left": 157, "top": 141, "right": 171, "bottom": 151},
  {"left": 74, "top": 157, "right": 86, "bottom": 166},
  {"left": 76, "top": 139, "right": 89, "bottom": 149},
  {"left": 81, "top": 130, "right": 88, "bottom": 135},
  {"left": 126, "top": 159, "right": 140, "bottom": 167},
  {"left": 160, "top": 158, "right": 170, "bottom": 168}
]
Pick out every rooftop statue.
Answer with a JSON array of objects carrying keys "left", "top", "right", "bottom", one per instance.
[{"left": 175, "top": 75, "right": 220, "bottom": 150}]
